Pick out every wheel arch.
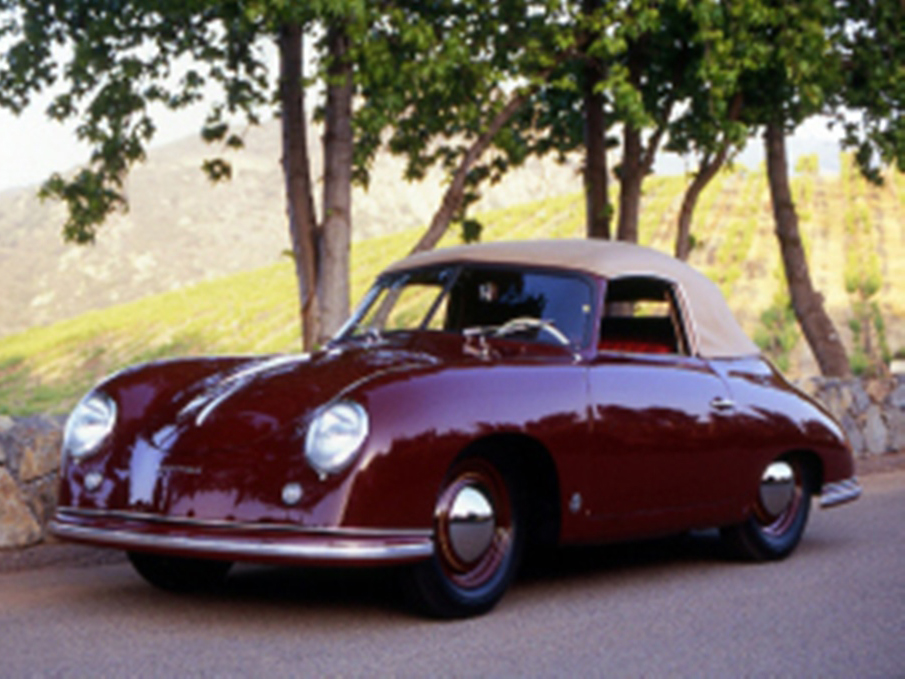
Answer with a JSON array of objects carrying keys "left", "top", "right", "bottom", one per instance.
[
  {"left": 777, "top": 448, "right": 824, "bottom": 490},
  {"left": 453, "top": 432, "right": 562, "bottom": 549},
  {"left": 739, "top": 448, "right": 824, "bottom": 520}
]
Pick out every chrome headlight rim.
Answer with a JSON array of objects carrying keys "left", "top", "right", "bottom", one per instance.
[
  {"left": 304, "top": 400, "right": 369, "bottom": 477},
  {"left": 63, "top": 391, "right": 117, "bottom": 462}
]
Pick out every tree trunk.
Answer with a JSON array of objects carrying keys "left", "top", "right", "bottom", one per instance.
[
  {"left": 674, "top": 148, "right": 727, "bottom": 260},
  {"left": 675, "top": 94, "right": 740, "bottom": 260},
  {"left": 279, "top": 24, "right": 321, "bottom": 351},
  {"left": 616, "top": 123, "right": 643, "bottom": 243},
  {"left": 582, "top": 0, "right": 609, "bottom": 240},
  {"left": 764, "top": 122, "right": 851, "bottom": 377},
  {"left": 318, "top": 20, "right": 354, "bottom": 344},
  {"left": 407, "top": 90, "right": 531, "bottom": 256},
  {"left": 583, "top": 63, "right": 610, "bottom": 239},
  {"left": 616, "top": 118, "right": 670, "bottom": 244}
]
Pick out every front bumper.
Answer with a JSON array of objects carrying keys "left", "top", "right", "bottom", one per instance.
[
  {"left": 819, "top": 477, "right": 862, "bottom": 509},
  {"left": 51, "top": 507, "right": 434, "bottom": 566}
]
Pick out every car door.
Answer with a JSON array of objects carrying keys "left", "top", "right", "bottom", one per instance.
[{"left": 580, "top": 276, "right": 742, "bottom": 537}]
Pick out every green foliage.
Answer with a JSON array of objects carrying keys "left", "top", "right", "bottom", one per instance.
[
  {"left": 836, "top": 1, "right": 905, "bottom": 181},
  {"left": 354, "top": 0, "right": 561, "bottom": 199},
  {"left": 0, "top": 0, "right": 272, "bottom": 243},
  {"left": 840, "top": 152, "right": 891, "bottom": 376},
  {"left": 460, "top": 218, "right": 483, "bottom": 244},
  {"left": 795, "top": 154, "right": 819, "bottom": 176},
  {"left": 847, "top": 301, "right": 890, "bottom": 378},
  {"left": 202, "top": 158, "right": 233, "bottom": 183},
  {"left": 754, "top": 290, "right": 800, "bottom": 374}
]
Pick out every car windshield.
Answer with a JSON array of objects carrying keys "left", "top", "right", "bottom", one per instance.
[{"left": 336, "top": 264, "right": 595, "bottom": 348}]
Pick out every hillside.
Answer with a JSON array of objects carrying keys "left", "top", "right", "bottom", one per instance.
[
  {"left": 0, "top": 157, "right": 903, "bottom": 415},
  {"left": 0, "top": 120, "right": 581, "bottom": 337}
]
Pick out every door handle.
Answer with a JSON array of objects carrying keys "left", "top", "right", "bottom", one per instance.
[{"left": 710, "top": 396, "right": 735, "bottom": 411}]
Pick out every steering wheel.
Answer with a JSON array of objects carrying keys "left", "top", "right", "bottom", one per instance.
[{"left": 493, "top": 317, "right": 571, "bottom": 346}]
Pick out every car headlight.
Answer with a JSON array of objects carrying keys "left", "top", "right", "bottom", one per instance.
[
  {"left": 305, "top": 401, "right": 369, "bottom": 477},
  {"left": 63, "top": 392, "right": 117, "bottom": 462}
]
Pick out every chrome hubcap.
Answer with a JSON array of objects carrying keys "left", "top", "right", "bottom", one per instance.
[
  {"left": 447, "top": 485, "right": 496, "bottom": 565},
  {"left": 759, "top": 461, "right": 796, "bottom": 518}
]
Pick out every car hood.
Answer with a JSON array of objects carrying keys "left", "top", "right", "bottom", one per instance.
[{"left": 139, "top": 345, "right": 440, "bottom": 455}]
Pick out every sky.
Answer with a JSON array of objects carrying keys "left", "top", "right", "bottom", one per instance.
[
  {"left": 0, "top": 87, "right": 211, "bottom": 193},
  {"left": 0, "top": 91, "right": 845, "bottom": 194}
]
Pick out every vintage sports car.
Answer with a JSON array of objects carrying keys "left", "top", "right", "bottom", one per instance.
[{"left": 52, "top": 239, "right": 861, "bottom": 617}]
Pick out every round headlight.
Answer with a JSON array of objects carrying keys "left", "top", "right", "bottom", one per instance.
[
  {"left": 305, "top": 401, "right": 369, "bottom": 476},
  {"left": 63, "top": 392, "right": 117, "bottom": 462}
]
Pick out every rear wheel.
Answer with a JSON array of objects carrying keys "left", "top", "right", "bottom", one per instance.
[
  {"left": 721, "top": 457, "right": 813, "bottom": 561},
  {"left": 406, "top": 456, "right": 524, "bottom": 618},
  {"left": 127, "top": 552, "right": 232, "bottom": 592}
]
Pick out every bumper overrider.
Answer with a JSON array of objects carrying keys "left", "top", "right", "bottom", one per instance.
[
  {"left": 50, "top": 507, "right": 434, "bottom": 565},
  {"left": 820, "top": 477, "right": 862, "bottom": 509}
]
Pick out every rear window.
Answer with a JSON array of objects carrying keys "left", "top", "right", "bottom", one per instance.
[{"left": 599, "top": 276, "right": 689, "bottom": 355}]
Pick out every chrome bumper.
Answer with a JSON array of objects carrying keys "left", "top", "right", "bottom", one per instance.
[
  {"left": 819, "top": 477, "right": 862, "bottom": 509},
  {"left": 51, "top": 508, "right": 434, "bottom": 565}
]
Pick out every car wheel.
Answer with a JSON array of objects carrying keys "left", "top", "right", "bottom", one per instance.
[
  {"left": 406, "top": 456, "right": 524, "bottom": 618},
  {"left": 721, "top": 457, "right": 813, "bottom": 561},
  {"left": 127, "top": 552, "right": 232, "bottom": 593}
]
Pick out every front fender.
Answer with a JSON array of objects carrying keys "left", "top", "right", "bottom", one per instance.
[{"left": 338, "top": 362, "right": 589, "bottom": 530}]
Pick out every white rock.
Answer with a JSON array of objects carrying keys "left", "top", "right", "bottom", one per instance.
[{"left": 863, "top": 406, "right": 889, "bottom": 456}]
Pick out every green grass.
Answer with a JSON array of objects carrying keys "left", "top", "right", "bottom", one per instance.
[{"left": 2, "top": 161, "right": 903, "bottom": 415}]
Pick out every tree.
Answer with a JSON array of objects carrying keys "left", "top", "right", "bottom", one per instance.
[
  {"left": 660, "top": 0, "right": 893, "bottom": 376},
  {"left": 369, "top": 1, "right": 714, "bottom": 249},
  {"left": 732, "top": 0, "right": 851, "bottom": 377},
  {"left": 764, "top": 121, "right": 850, "bottom": 377},
  {"left": 0, "top": 0, "right": 361, "bottom": 349},
  {"left": 834, "top": 0, "right": 905, "bottom": 183},
  {"left": 353, "top": 0, "right": 569, "bottom": 255},
  {"left": 516, "top": 1, "right": 727, "bottom": 244},
  {"left": 666, "top": 1, "right": 750, "bottom": 260}
]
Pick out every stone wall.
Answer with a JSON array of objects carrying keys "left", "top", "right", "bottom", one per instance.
[
  {"left": 795, "top": 376, "right": 905, "bottom": 457},
  {"left": 0, "top": 415, "right": 64, "bottom": 550},
  {"left": 1, "top": 376, "right": 903, "bottom": 550}
]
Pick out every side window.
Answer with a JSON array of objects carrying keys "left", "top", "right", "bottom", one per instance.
[
  {"left": 366, "top": 283, "right": 447, "bottom": 332},
  {"left": 446, "top": 268, "right": 594, "bottom": 347},
  {"left": 352, "top": 268, "right": 451, "bottom": 336},
  {"left": 599, "top": 277, "right": 689, "bottom": 355}
]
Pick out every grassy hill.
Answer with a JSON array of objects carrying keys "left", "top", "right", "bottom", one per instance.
[
  {"left": 1, "top": 158, "right": 903, "bottom": 415},
  {"left": 0, "top": 120, "right": 580, "bottom": 337}
]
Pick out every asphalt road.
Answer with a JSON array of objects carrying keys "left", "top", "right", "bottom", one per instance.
[{"left": 2, "top": 470, "right": 903, "bottom": 678}]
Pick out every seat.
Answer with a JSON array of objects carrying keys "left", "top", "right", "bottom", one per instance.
[{"left": 599, "top": 317, "right": 677, "bottom": 355}]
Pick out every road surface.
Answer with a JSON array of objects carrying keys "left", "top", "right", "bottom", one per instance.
[{"left": 1, "top": 469, "right": 903, "bottom": 677}]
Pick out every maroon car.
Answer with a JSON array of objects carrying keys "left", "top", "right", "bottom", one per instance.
[{"left": 52, "top": 239, "right": 861, "bottom": 617}]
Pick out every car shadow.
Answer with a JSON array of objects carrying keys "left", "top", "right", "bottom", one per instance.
[
  {"left": 519, "top": 529, "right": 727, "bottom": 584},
  {"left": 194, "top": 529, "right": 730, "bottom": 616},
  {"left": 217, "top": 562, "right": 411, "bottom": 615}
]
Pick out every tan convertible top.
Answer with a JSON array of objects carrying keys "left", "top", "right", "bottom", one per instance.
[{"left": 386, "top": 239, "right": 759, "bottom": 359}]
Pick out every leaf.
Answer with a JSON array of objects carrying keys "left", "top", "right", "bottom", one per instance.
[{"left": 201, "top": 158, "right": 232, "bottom": 183}]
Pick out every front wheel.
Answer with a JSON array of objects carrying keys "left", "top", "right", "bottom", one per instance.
[
  {"left": 127, "top": 552, "right": 232, "bottom": 592},
  {"left": 405, "top": 457, "right": 524, "bottom": 618},
  {"left": 721, "top": 457, "right": 813, "bottom": 561}
]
